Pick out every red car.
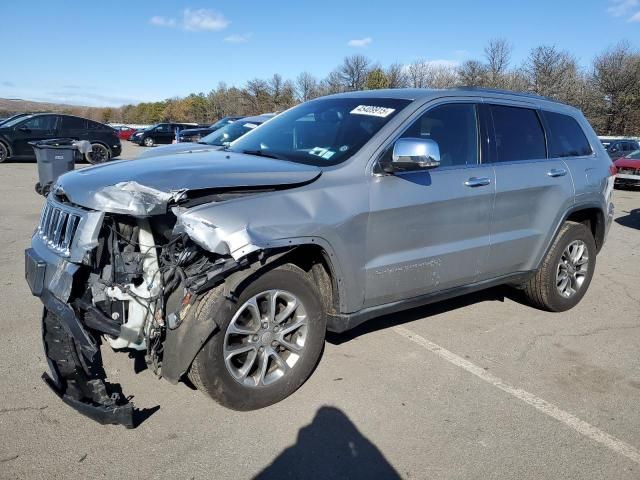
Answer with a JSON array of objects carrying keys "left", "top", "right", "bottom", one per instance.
[
  {"left": 115, "top": 126, "right": 137, "bottom": 140},
  {"left": 614, "top": 149, "right": 640, "bottom": 188}
]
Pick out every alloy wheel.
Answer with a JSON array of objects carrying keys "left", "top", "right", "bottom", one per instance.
[
  {"left": 223, "top": 289, "right": 308, "bottom": 387},
  {"left": 556, "top": 240, "right": 589, "bottom": 298},
  {"left": 87, "top": 144, "right": 109, "bottom": 164}
]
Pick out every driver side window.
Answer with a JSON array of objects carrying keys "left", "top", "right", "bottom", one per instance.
[
  {"left": 21, "top": 115, "right": 57, "bottom": 131},
  {"left": 400, "top": 103, "right": 479, "bottom": 167}
]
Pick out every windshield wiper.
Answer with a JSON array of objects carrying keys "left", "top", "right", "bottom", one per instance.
[{"left": 239, "top": 149, "right": 283, "bottom": 160}]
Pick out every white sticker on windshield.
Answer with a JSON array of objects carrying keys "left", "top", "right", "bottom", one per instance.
[
  {"left": 350, "top": 105, "right": 395, "bottom": 118},
  {"left": 243, "top": 123, "right": 258, "bottom": 129}
]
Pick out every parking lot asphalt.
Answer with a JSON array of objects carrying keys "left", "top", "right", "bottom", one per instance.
[{"left": 1, "top": 142, "right": 639, "bottom": 479}]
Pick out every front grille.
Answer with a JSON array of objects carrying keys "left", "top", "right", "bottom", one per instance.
[{"left": 37, "top": 199, "right": 83, "bottom": 256}]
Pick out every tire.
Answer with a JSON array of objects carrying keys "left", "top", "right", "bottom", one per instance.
[
  {"left": 85, "top": 143, "right": 111, "bottom": 164},
  {"left": 143, "top": 137, "right": 154, "bottom": 147},
  {"left": 0, "top": 142, "right": 9, "bottom": 163},
  {"left": 522, "top": 221, "right": 596, "bottom": 312},
  {"left": 189, "top": 263, "right": 326, "bottom": 410}
]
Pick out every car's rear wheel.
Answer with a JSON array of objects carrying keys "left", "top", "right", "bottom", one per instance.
[
  {"left": 189, "top": 264, "right": 326, "bottom": 410},
  {"left": 0, "top": 142, "right": 9, "bottom": 163},
  {"left": 522, "top": 221, "right": 596, "bottom": 312},
  {"left": 143, "top": 137, "right": 154, "bottom": 147},
  {"left": 85, "top": 143, "right": 111, "bottom": 164}
]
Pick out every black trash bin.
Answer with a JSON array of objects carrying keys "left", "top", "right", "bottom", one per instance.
[{"left": 29, "top": 138, "right": 91, "bottom": 195}]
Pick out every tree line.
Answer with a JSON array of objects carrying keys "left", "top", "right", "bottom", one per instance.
[{"left": 10, "top": 39, "right": 639, "bottom": 136}]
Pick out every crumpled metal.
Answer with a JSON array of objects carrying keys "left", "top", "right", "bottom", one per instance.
[{"left": 93, "top": 181, "right": 186, "bottom": 216}]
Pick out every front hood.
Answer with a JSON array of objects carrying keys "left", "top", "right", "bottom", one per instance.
[
  {"left": 614, "top": 158, "right": 640, "bottom": 169},
  {"left": 137, "top": 142, "right": 222, "bottom": 159},
  {"left": 56, "top": 151, "right": 321, "bottom": 215}
]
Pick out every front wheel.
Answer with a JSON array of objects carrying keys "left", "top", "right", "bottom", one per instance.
[
  {"left": 189, "top": 264, "right": 326, "bottom": 410},
  {"left": 143, "top": 137, "right": 154, "bottom": 147},
  {"left": 522, "top": 221, "right": 596, "bottom": 312}
]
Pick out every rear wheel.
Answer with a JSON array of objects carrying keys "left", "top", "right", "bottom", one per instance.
[
  {"left": 0, "top": 142, "right": 8, "bottom": 163},
  {"left": 85, "top": 143, "right": 111, "bottom": 164},
  {"left": 522, "top": 221, "right": 596, "bottom": 312},
  {"left": 143, "top": 137, "right": 154, "bottom": 147},
  {"left": 189, "top": 264, "right": 326, "bottom": 410}
]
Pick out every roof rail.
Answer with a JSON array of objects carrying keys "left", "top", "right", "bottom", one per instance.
[{"left": 449, "top": 87, "right": 564, "bottom": 104}]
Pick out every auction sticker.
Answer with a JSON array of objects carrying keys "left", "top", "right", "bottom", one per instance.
[{"left": 350, "top": 105, "right": 395, "bottom": 117}]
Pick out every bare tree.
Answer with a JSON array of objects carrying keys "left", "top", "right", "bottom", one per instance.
[
  {"left": 522, "top": 45, "right": 580, "bottom": 101},
  {"left": 321, "top": 70, "right": 347, "bottom": 95},
  {"left": 407, "top": 59, "right": 430, "bottom": 88},
  {"left": 338, "top": 55, "right": 371, "bottom": 90},
  {"left": 458, "top": 60, "right": 489, "bottom": 87},
  {"left": 386, "top": 62, "right": 409, "bottom": 88},
  {"left": 592, "top": 41, "right": 640, "bottom": 135},
  {"left": 296, "top": 72, "right": 320, "bottom": 101},
  {"left": 484, "top": 38, "right": 512, "bottom": 88}
]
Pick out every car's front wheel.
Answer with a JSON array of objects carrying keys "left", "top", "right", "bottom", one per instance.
[
  {"left": 522, "top": 221, "right": 596, "bottom": 312},
  {"left": 143, "top": 137, "right": 154, "bottom": 147},
  {"left": 0, "top": 142, "right": 9, "bottom": 163},
  {"left": 85, "top": 143, "right": 111, "bottom": 164},
  {"left": 189, "top": 264, "right": 326, "bottom": 410}
]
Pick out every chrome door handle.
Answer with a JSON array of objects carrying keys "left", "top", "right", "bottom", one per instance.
[
  {"left": 547, "top": 168, "right": 567, "bottom": 177},
  {"left": 464, "top": 177, "right": 491, "bottom": 187}
]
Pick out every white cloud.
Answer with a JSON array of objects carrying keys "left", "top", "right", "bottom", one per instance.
[
  {"left": 425, "top": 59, "right": 461, "bottom": 68},
  {"left": 347, "top": 37, "right": 372, "bottom": 47},
  {"left": 183, "top": 8, "right": 230, "bottom": 32},
  {"left": 224, "top": 33, "right": 252, "bottom": 43},
  {"left": 607, "top": 0, "right": 639, "bottom": 18},
  {"left": 629, "top": 10, "right": 640, "bottom": 21},
  {"left": 149, "top": 16, "right": 176, "bottom": 28},
  {"left": 149, "top": 9, "right": 230, "bottom": 32}
]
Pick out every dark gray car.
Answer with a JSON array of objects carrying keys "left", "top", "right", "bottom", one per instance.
[{"left": 25, "top": 88, "right": 614, "bottom": 426}]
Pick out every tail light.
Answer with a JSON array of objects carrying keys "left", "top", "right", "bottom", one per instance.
[{"left": 609, "top": 164, "right": 618, "bottom": 176}]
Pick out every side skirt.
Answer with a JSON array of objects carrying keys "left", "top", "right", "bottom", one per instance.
[{"left": 327, "top": 272, "right": 533, "bottom": 333}]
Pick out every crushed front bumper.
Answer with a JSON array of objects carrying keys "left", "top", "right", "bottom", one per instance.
[{"left": 25, "top": 240, "right": 142, "bottom": 428}]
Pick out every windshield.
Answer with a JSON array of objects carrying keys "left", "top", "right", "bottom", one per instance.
[
  {"left": 2, "top": 114, "right": 32, "bottom": 128},
  {"left": 201, "top": 120, "right": 263, "bottom": 146},
  {"left": 228, "top": 97, "right": 411, "bottom": 165},
  {"left": 628, "top": 149, "right": 640, "bottom": 159}
]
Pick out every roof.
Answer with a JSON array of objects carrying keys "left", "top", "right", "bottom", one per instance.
[
  {"left": 324, "top": 87, "right": 573, "bottom": 110},
  {"left": 240, "top": 114, "right": 276, "bottom": 123}
]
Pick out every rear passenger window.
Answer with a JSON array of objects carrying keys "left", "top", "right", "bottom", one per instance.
[
  {"left": 60, "top": 116, "right": 85, "bottom": 130},
  {"left": 489, "top": 105, "right": 546, "bottom": 162},
  {"left": 400, "top": 103, "right": 479, "bottom": 167},
  {"left": 543, "top": 111, "right": 592, "bottom": 157}
]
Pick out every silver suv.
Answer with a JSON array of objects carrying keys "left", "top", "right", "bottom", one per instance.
[{"left": 25, "top": 88, "right": 615, "bottom": 426}]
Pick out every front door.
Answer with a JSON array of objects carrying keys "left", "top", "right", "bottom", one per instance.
[
  {"left": 13, "top": 115, "right": 59, "bottom": 155},
  {"left": 365, "top": 102, "right": 495, "bottom": 307}
]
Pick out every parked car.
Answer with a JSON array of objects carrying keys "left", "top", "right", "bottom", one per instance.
[
  {"left": 0, "top": 113, "right": 121, "bottom": 163},
  {"left": 114, "top": 126, "right": 137, "bottom": 141},
  {"left": 138, "top": 114, "right": 274, "bottom": 159},
  {"left": 614, "top": 149, "right": 640, "bottom": 188},
  {"left": 25, "top": 88, "right": 614, "bottom": 426},
  {"left": 178, "top": 116, "right": 244, "bottom": 142},
  {"left": 607, "top": 139, "right": 640, "bottom": 160},
  {"left": 131, "top": 122, "right": 199, "bottom": 146}
]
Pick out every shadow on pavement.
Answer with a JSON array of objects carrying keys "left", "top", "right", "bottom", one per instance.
[
  {"left": 327, "top": 286, "right": 512, "bottom": 345},
  {"left": 255, "top": 406, "right": 400, "bottom": 480},
  {"left": 615, "top": 208, "right": 640, "bottom": 230}
]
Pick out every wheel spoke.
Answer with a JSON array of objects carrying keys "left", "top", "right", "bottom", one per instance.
[
  {"left": 279, "top": 338, "right": 303, "bottom": 353},
  {"left": 236, "top": 349, "right": 258, "bottom": 380},
  {"left": 280, "top": 317, "right": 307, "bottom": 336},
  {"left": 256, "top": 349, "right": 270, "bottom": 386},
  {"left": 228, "top": 323, "right": 258, "bottom": 335},
  {"left": 275, "top": 297, "right": 298, "bottom": 324},
  {"left": 271, "top": 349, "right": 290, "bottom": 373},
  {"left": 224, "top": 343, "right": 255, "bottom": 361},
  {"left": 266, "top": 290, "right": 279, "bottom": 323}
]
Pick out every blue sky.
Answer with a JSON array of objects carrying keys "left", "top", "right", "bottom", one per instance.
[{"left": 1, "top": 0, "right": 639, "bottom": 107}]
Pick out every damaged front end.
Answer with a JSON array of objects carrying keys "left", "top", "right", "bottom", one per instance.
[{"left": 26, "top": 178, "right": 300, "bottom": 427}]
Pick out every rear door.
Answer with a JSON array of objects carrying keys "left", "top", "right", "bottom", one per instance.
[
  {"left": 58, "top": 115, "right": 87, "bottom": 141},
  {"left": 12, "top": 115, "right": 59, "bottom": 155},
  {"left": 484, "top": 102, "right": 574, "bottom": 277},
  {"left": 365, "top": 101, "right": 495, "bottom": 307}
]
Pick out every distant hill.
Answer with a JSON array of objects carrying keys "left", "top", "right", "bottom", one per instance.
[{"left": 0, "top": 98, "right": 105, "bottom": 121}]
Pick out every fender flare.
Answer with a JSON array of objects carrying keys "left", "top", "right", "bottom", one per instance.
[{"left": 161, "top": 237, "right": 347, "bottom": 384}]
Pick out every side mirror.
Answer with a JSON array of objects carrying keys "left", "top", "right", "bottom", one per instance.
[{"left": 384, "top": 138, "right": 441, "bottom": 173}]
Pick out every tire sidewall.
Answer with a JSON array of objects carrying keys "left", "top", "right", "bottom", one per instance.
[
  {"left": 196, "top": 265, "right": 326, "bottom": 410},
  {"left": 544, "top": 223, "right": 596, "bottom": 311}
]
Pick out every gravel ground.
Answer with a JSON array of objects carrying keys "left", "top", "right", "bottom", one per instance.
[{"left": 1, "top": 144, "right": 639, "bottom": 479}]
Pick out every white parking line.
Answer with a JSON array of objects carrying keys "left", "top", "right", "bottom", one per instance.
[{"left": 393, "top": 325, "right": 640, "bottom": 465}]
